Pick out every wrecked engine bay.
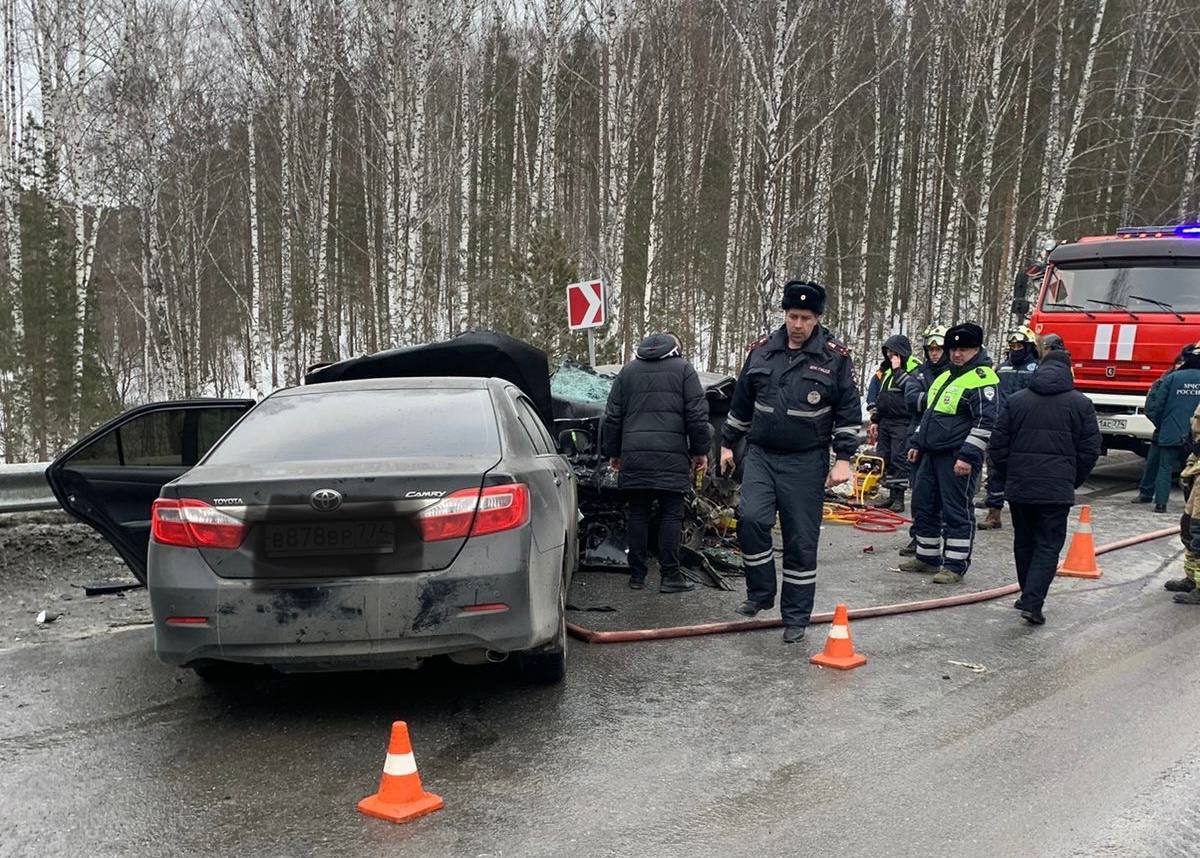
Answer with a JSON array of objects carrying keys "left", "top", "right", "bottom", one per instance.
[{"left": 550, "top": 361, "right": 745, "bottom": 589}]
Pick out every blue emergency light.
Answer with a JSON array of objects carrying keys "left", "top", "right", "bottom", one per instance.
[{"left": 1114, "top": 224, "right": 1200, "bottom": 238}]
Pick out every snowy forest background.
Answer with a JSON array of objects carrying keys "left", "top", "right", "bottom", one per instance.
[{"left": 1, "top": 0, "right": 1199, "bottom": 461}]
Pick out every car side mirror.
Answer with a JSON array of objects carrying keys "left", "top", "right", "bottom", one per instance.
[
  {"left": 558, "top": 428, "right": 594, "bottom": 457},
  {"left": 1010, "top": 297, "right": 1031, "bottom": 317}
]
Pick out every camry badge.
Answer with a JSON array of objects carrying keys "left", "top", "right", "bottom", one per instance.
[{"left": 310, "top": 489, "right": 343, "bottom": 511}]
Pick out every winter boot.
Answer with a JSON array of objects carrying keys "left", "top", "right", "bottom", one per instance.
[
  {"left": 872, "top": 491, "right": 896, "bottom": 509},
  {"left": 898, "top": 539, "right": 918, "bottom": 557},
  {"left": 897, "top": 557, "right": 940, "bottom": 574},
  {"left": 1173, "top": 588, "right": 1200, "bottom": 605},
  {"left": 978, "top": 507, "right": 1003, "bottom": 530},
  {"left": 659, "top": 573, "right": 696, "bottom": 594},
  {"left": 1164, "top": 576, "right": 1196, "bottom": 593},
  {"left": 931, "top": 569, "right": 964, "bottom": 585},
  {"left": 1021, "top": 607, "right": 1046, "bottom": 625}
]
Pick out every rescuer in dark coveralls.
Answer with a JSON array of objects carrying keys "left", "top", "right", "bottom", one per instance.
[
  {"left": 979, "top": 325, "right": 1040, "bottom": 530},
  {"left": 718, "top": 280, "right": 862, "bottom": 643},
  {"left": 897, "top": 325, "right": 948, "bottom": 557},
  {"left": 899, "top": 322, "right": 999, "bottom": 584},
  {"left": 867, "top": 334, "right": 920, "bottom": 512}
]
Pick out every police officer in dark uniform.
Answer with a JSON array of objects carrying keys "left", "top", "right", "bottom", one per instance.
[
  {"left": 718, "top": 280, "right": 862, "bottom": 643},
  {"left": 979, "top": 325, "right": 1040, "bottom": 530},
  {"left": 900, "top": 322, "right": 999, "bottom": 584},
  {"left": 897, "top": 324, "right": 948, "bottom": 557}
]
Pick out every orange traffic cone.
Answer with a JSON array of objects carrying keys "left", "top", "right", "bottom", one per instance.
[
  {"left": 357, "top": 721, "right": 444, "bottom": 824},
  {"left": 1057, "top": 505, "right": 1101, "bottom": 579},
  {"left": 810, "top": 603, "right": 866, "bottom": 670}
]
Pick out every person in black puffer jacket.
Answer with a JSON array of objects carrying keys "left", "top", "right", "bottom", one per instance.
[
  {"left": 989, "top": 350, "right": 1101, "bottom": 625},
  {"left": 868, "top": 334, "right": 920, "bottom": 512},
  {"left": 602, "top": 333, "right": 712, "bottom": 592}
]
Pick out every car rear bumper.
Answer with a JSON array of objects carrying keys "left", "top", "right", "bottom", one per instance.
[{"left": 147, "top": 532, "right": 564, "bottom": 670}]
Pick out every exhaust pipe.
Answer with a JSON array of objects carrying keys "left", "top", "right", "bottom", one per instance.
[{"left": 485, "top": 650, "right": 509, "bottom": 663}]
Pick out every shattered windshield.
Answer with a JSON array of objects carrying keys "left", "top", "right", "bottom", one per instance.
[{"left": 549, "top": 361, "right": 615, "bottom": 403}]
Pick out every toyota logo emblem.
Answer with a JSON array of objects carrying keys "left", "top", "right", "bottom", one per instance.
[{"left": 310, "top": 489, "right": 343, "bottom": 511}]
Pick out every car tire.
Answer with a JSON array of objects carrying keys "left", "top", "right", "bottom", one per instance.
[{"left": 519, "top": 580, "right": 568, "bottom": 685}]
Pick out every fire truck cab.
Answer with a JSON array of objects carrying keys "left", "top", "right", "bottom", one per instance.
[{"left": 1025, "top": 225, "right": 1200, "bottom": 456}]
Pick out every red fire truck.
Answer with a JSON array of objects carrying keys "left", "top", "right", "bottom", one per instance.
[{"left": 1021, "top": 224, "right": 1200, "bottom": 456}]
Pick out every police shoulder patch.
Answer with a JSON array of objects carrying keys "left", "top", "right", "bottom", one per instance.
[
  {"left": 747, "top": 333, "right": 770, "bottom": 353},
  {"left": 976, "top": 367, "right": 989, "bottom": 378},
  {"left": 825, "top": 338, "right": 850, "bottom": 358}
]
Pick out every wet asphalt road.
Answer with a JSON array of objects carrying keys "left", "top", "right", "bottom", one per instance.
[{"left": 2, "top": 456, "right": 1199, "bottom": 857}]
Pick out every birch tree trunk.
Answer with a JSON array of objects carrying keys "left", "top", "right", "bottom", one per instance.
[
  {"left": 278, "top": 72, "right": 296, "bottom": 382},
  {"left": 1178, "top": 90, "right": 1200, "bottom": 223},
  {"left": 1041, "top": 0, "right": 1109, "bottom": 241},
  {"left": 402, "top": 0, "right": 431, "bottom": 344},
  {"left": 642, "top": 45, "right": 670, "bottom": 334},
  {"left": 315, "top": 69, "right": 336, "bottom": 360},
  {"left": 966, "top": 0, "right": 1008, "bottom": 325},
  {"left": 1, "top": 0, "right": 23, "bottom": 456},
  {"left": 882, "top": 5, "right": 911, "bottom": 334},
  {"left": 533, "top": 0, "right": 561, "bottom": 218},
  {"left": 454, "top": 3, "right": 475, "bottom": 331},
  {"left": 247, "top": 112, "right": 269, "bottom": 396},
  {"left": 714, "top": 61, "right": 749, "bottom": 372},
  {"left": 383, "top": 0, "right": 401, "bottom": 345}
]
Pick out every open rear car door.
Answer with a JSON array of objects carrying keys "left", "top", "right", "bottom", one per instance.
[{"left": 45, "top": 400, "right": 254, "bottom": 584}]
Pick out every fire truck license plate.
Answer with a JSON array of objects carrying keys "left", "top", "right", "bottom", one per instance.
[{"left": 1098, "top": 417, "right": 1127, "bottom": 431}]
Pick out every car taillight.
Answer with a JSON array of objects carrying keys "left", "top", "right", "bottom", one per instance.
[
  {"left": 151, "top": 499, "right": 246, "bottom": 550},
  {"left": 417, "top": 485, "right": 530, "bottom": 542}
]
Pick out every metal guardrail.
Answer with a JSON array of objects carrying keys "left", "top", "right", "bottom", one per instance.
[{"left": 0, "top": 462, "right": 60, "bottom": 513}]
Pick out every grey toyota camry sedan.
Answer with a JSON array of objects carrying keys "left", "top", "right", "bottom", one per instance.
[{"left": 47, "top": 371, "right": 577, "bottom": 683}]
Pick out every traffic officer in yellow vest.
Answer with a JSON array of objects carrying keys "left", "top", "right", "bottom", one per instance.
[
  {"left": 899, "top": 322, "right": 1000, "bottom": 583},
  {"left": 719, "top": 280, "right": 862, "bottom": 643}
]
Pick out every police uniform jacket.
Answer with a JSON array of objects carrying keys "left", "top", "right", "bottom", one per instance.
[
  {"left": 911, "top": 350, "right": 999, "bottom": 466},
  {"left": 720, "top": 326, "right": 862, "bottom": 460}
]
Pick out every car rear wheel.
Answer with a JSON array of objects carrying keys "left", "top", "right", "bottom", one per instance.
[{"left": 519, "top": 579, "right": 568, "bottom": 685}]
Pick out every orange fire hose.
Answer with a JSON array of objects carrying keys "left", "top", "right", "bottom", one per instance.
[
  {"left": 567, "top": 525, "right": 1181, "bottom": 644},
  {"left": 823, "top": 502, "right": 910, "bottom": 533}
]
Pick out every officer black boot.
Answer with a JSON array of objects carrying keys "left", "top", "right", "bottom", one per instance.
[
  {"left": 659, "top": 572, "right": 696, "bottom": 594},
  {"left": 735, "top": 599, "right": 769, "bottom": 617},
  {"left": 868, "top": 489, "right": 897, "bottom": 511},
  {"left": 898, "top": 539, "right": 918, "bottom": 557},
  {"left": 887, "top": 490, "right": 905, "bottom": 513},
  {"left": 1164, "top": 577, "right": 1196, "bottom": 592},
  {"left": 782, "top": 625, "right": 806, "bottom": 644}
]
